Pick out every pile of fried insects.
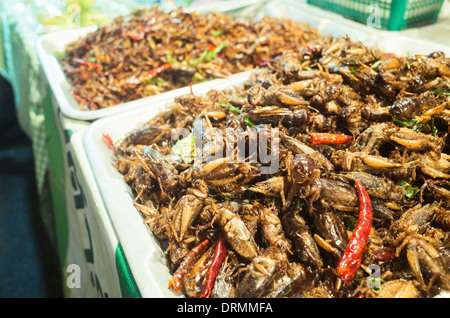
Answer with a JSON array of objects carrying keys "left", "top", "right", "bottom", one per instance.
[
  {"left": 108, "top": 34, "right": 450, "bottom": 298},
  {"left": 59, "top": 7, "right": 319, "bottom": 110}
]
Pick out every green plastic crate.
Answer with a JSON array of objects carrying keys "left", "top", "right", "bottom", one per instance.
[{"left": 307, "top": 0, "right": 445, "bottom": 30}]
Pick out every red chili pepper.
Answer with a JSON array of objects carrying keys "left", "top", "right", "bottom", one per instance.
[
  {"left": 309, "top": 133, "right": 352, "bottom": 146},
  {"left": 189, "top": 82, "right": 201, "bottom": 104},
  {"left": 168, "top": 239, "right": 210, "bottom": 293},
  {"left": 200, "top": 237, "right": 227, "bottom": 298},
  {"left": 337, "top": 179, "right": 373, "bottom": 284},
  {"left": 102, "top": 133, "right": 114, "bottom": 150},
  {"left": 145, "top": 63, "right": 170, "bottom": 79},
  {"left": 72, "top": 57, "right": 102, "bottom": 72},
  {"left": 254, "top": 57, "right": 276, "bottom": 67},
  {"left": 124, "top": 64, "right": 170, "bottom": 86},
  {"left": 128, "top": 31, "right": 146, "bottom": 41},
  {"left": 207, "top": 43, "right": 216, "bottom": 51},
  {"left": 385, "top": 52, "right": 397, "bottom": 58}
]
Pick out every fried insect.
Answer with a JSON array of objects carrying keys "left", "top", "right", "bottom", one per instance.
[{"left": 112, "top": 34, "right": 450, "bottom": 298}]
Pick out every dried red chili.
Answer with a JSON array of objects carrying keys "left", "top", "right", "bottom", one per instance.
[
  {"left": 189, "top": 82, "right": 201, "bottom": 105},
  {"left": 254, "top": 57, "right": 276, "bottom": 67},
  {"left": 72, "top": 57, "right": 102, "bottom": 72},
  {"left": 124, "top": 63, "right": 170, "bottom": 86},
  {"left": 336, "top": 179, "right": 373, "bottom": 284},
  {"left": 200, "top": 236, "right": 227, "bottom": 298},
  {"left": 207, "top": 43, "right": 216, "bottom": 51},
  {"left": 102, "top": 133, "right": 114, "bottom": 149},
  {"left": 309, "top": 133, "right": 352, "bottom": 145},
  {"left": 168, "top": 239, "right": 210, "bottom": 293}
]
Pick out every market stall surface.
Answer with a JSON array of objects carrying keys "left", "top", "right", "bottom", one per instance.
[{"left": 0, "top": 77, "right": 63, "bottom": 298}]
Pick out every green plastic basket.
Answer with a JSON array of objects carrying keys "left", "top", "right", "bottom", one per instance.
[{"left": 307, "top": 0, "right": 445, "bottom": 30}]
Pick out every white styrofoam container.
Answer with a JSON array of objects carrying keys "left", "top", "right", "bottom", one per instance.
[{"left": 83, "top": 72, "right": 250, "bottom": 297}]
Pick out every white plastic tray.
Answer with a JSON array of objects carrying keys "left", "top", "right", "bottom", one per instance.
[
  {"left": 83, "top": 72, "right": 250, "bottom": 297},
  {"left": 35, "top": 0, "right": 261, "bottom": 121}
]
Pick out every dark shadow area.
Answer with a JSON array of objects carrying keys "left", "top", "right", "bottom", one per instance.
[{"left": 0, "top": 75, "right": 64, "bottom": 298}]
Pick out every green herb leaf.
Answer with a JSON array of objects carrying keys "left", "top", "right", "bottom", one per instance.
[
  {"left": 396, "top": 179, "right": 420, "bottom": 199},
  {"left": 144, "top": 76, "right": 167, "bottom": 86},
  {"left": 412, "top": 122, "right": 424, "bottom": 132},
  {"left": 219, "top": 100, "right": 241, "bottom": 114},
  {"left": 219, "top": 194, "right": 231, "bottom": 201},
  {"left": 189, "top": 49, "right": 208, "bottom": 66},
  {"left": 429, "top": 118, "right": 438, "bottom": 136},
  {"left": 134, "top": 8, "right": 144, "bottom": 15},
  {"left": 391, "top": 115, "right": 438, "bottom": 135},
  {"left": 293, "top": 199, "right": 305, "bottom": 211},
  {"left": 349, "top": 65, "right": 359, "bottom": 73},
  {"left": 391, "top": 115, "right": 418, "bottom": 127},
  {"left": 208, "top": 186, "right": 230, "bottom": 200},
  {"left": 367, "top": 277, "right": 386, "bottom": 293},
  {"left": 344, "top": 216, "right": 358, "bottom": 231},
  {"left": 192, "top": 71, "right": 205, "bottom": 82},
  {"left": 165, "top": 51, "right": 178, "bottom": 64},
  {"left": 211, "top": 42, "right": 227, "bottom": 56},
  {"left": 211, "top": 29, "right": 223, "bottom": 36},
  {"left": 219, "top": 100, "right": 255, "bottom": 127},
  {"left": 433, "top": 90, "right": 450, "bottom": 96},
  {"left": 190, "top": 42, "right": 227, "bottom": 66},
  {"left": 354, "top": 276, "right": 386, "bottom": 293},
  {"left": 244, "top": 116, "right": 256, "bottom": 128}
]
